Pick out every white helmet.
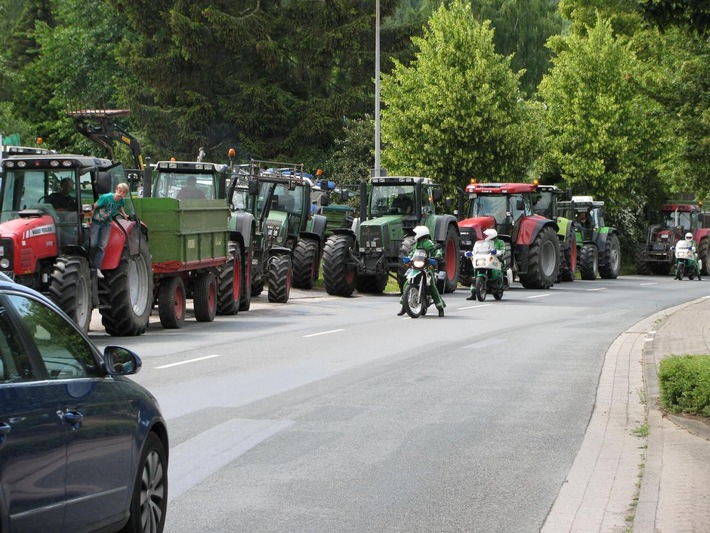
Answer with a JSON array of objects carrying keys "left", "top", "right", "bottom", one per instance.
[
  {"left": 484, "top": 228, "right": 498, "bottom": 241},
  {"left": 686, "top": 232, "right": 694, "bottom": 241},
  {"left": 413, "top": 226, "right": 430, "bottom": 241}
]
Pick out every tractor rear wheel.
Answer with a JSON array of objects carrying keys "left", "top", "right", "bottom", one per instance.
[
  {"left": 293, "top": 239, "right": 319, "bottom": 289},
  {"left": 268, "top": 255, "right": 291, "bottom": 303},
  {"left": 558, "top": 233, "right": 577, "bottom": 282},
  {"left": 323, "top": 234, "right": 356, "bottom": 296},
  {"left": 217, "top": 242, "right": 241, "bottom": 315},
  {"left": 579, "top": 244, "right": 599, "bottom": 280},
  {"left": 239, "top": 246, "right": 252, "bottom": 312},
  {"left": 599, "top": 233, "right": 621, "bottom": 279},
  {"left": 519, "top": 226, "right": 560, "bottom": 289},
  {"left": 49, "top": 255, "right": 92, "bottom": 333},
  {"left": 194, "top": 272, "right": 217, "bottom": 322},
  {"left": 698, "top": 238, "right": 709, "bottom": 275},
  {"left": 442, "top": 225, "right": 460, "bottom": 293},
  {"left": 158, "top": 276, "right": 186, "bottom": 329},
  {"left": 100, "top": 238, "right": 152, "bottom": 336}
]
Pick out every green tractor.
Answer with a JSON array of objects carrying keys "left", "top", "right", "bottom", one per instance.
[
  {"left": 559, "top": 196, "right": 621, "bottom": 280},
  {"left": 322, "top": 174, "right": 460, "bottom": 296},
  {"left": 533, "top": 184, "right": 577, "bottom": 282},
  {"left": 227, "top": 160, "right": 327, "bottom": 303}
]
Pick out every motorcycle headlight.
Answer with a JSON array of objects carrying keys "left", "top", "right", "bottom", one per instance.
[
  {"left": 475, "top": 258, "right": 486, "bottom": 267},
  {"left": 413, "top": 259, "right": 426, "bottom": 269}
]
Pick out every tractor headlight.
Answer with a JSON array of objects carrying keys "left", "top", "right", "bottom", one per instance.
[{"left": 0, "top": 258, "right": 10, "bottom": 269}]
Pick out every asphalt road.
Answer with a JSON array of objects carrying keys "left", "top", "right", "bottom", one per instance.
[{"left": 89, "top": 275, "right": 707, "bottom": 532}]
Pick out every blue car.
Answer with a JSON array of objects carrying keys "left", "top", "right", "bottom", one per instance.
[{"left": 0, "top": 275, "right": 168, "bottom": 532}]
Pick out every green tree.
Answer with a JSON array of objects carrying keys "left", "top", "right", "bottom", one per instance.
[
  {"left": 537, "top": 16, "right": 668, "bottom": 245},
  {"left": 324, "top": 115, "right": 375, "bottom": 186},
  {"left": 380, "top": 0, "right": 540, "bottom": 193},
  {"left": 474, "top": 0, "right": 565, "bottom": 95}
]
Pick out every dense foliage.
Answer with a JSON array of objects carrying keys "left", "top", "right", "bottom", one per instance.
[{"left": 659, "top": 355, "right": 710, "bottom": 417}]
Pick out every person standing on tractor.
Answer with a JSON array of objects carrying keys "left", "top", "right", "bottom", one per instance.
[
  {"left": 466, "top": 228, "right": 506, "bottom": 300},
  {"left": 684, "top": 232, "right": 702, "bottom": 280},
  {"left": 90, "top": 182, "right": 129, "bottom": 278},
  {"left": 397, "top": 225, "right": 446, "bottom": 317}
]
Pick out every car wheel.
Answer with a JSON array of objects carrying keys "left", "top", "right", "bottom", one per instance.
[{"left": 122, "top": 432, "right": 167, "bottom": 533}]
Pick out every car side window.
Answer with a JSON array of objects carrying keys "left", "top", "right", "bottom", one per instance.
[
  {"left": 0, "top": 304, "right": 35, "bottom": 383},
  {"left": 6, "top": 294, "right": 100, "bottom": 379}
]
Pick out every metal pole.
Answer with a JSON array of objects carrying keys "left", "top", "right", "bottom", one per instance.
[{"left": 374, "top": 0, "right": 381, "bottom": 178}]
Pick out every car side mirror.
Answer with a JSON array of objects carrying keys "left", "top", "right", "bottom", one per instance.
[{"left": 103, "top": 346, "right": 142, "bottom": 376}]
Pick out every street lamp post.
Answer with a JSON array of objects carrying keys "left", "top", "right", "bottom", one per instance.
[{"left": 373, "top": 0, "right": 381, "bottom": 179}]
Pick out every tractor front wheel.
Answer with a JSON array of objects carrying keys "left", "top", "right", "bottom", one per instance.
[
  {"left": 599, "top": 233, "right": 621, "bottom": 279},
  {"left": 519, "top": 226, "right": 560, "bottom": 289},
  {"left": 323, "top": 234, "right": 356, "bottom": 296},
  {"left": 268, "top": 255, "right": 291, "bottom": 303},
  {"left": 49, "top": 255, "right": 92, "bottom": 333},
  {"left": 293, "top": 239, "right": 319, "bottom": 289},
  {"left": 579, "top": 244, "right": 599, "bottom": 280},
  {"left": 217, "top": 242, "right": 241, "bottom": 315}
]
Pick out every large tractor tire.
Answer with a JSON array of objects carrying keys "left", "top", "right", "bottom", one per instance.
[
  {"left": 557, "top": 233, "right": 577, "bottom": 282},
  {"left": 293, "top": 239, "right": 319, "bottom": 289},
  {"left": 158, "top": 276, "right": 186, "bottom": 329},
  {"left": 251, "top": 274, "right": 264, "bottom": 298},
  {"left": 355, "top": 273, "right": 388, "bottom": 294},
  {"left": 398, "top": 236, "right": 417, "bottom": 292},
  {"left": 698, "top": 237, "right": 709, "bottom": 276},
  {"left": 578, "top": 243, "right": 599, "bottom": 280},
  {"left": 323, "top": 234, "right": 356, "bottom": 296},
  {"left": 268, "top": 255, "right": 291, "bottom": 303},
  {"left": 217, "top": 242, "right": 242, "bottom": 315},
  {"left": 599, "top": 233, "right": 621, "bottom": 279},
  {"left": 518, "top": 225, "right": 560, "bottom": 289},
  {"left": 100, "top": 238, "right": 152, "bottom": 336},
  {"left": 49, "top": 255, "right": 92, "bottom": 333},
  {"left": 441, "top": 225, "right": 460, "bottom": 293},
  {"left": 635, "top": 244, "right": 651, "bottom": 275},
  {"left": 194, "top": 271, "right": 217, "bottom": 322},
  {"left": 239, "top": 250, "right": 252, "bottom": 312}
]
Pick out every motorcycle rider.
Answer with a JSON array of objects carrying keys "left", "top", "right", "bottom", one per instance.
[
  {"left": 467, "top": 228, "right": 507, "bottom": 300},
  {"left": 683, "top": 232, "right": 702, "bottom": 280},
  {"left": 397, "top": 225, "right": 446, "bottom": 317}
]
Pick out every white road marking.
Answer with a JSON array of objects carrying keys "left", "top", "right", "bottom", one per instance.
[
  {"left": 640, "top": 282, "right": 657, "bottom": 286},
  {"left": 526, "top": 293, "right": 551, "bottom": 299},
  {"left": 459, "top": 303, "right": 491, "bottom": 310},
  {"left": 587, "top": 287, "right": 607, "bottom": 291},
  {"left": 303, "top": 329, "right": 345, "bottom": 338},
  {"left": 156, "top": 354, "right": 221, "bottom": 369}
]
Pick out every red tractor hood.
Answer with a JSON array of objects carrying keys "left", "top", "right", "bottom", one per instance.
[
  {"left": 1, "top": 215, "right": 56, "bottom": 240},
  {"left": 457, "top": 216, "right": 496, "bottom": 241},
  {"left": 0, "top": 214, "right": 58, "bottom": 275}
]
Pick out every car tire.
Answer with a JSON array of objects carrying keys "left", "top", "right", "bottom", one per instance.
[{"left": 122, "top": 432, "right": 167, "bottom": 533}]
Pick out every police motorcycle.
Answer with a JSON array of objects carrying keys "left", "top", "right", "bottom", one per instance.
[
  {"left": 673, "top": 233, "right": 702, "bottom": 281},
  {"left": 465, "top": 230, "right": 512, "bottom": 301},
  {"left": 401, "top": 248, "right": 445, "bottom": 318}
]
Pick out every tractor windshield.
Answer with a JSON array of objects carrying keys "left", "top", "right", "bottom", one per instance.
[
  {"left": 153, "top": 171, "right": 215, "bottom": 200},
  {"left": 0, "top": 169, "right": 83, "bottom": 219},
  {"left": 469, "top": 195, "right": 508, "bottom": 224},
  {"left": 370, "top": 184, "right": 415, "bottom": 217}
]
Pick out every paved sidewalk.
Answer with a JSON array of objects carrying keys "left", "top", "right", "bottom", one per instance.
[{"left": 542, "top": 297, "right": 710, "bottom": 532}]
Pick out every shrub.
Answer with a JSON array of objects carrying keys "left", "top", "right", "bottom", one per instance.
[{"left": 658, "top": 355, "right": 710, "bottom": 417}]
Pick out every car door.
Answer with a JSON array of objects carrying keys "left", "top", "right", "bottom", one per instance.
[
  {"left": 0, "top": 297, "right": 67, "bottom": 533},
  {"left": 6, "top": 293, "right": 136, "bottom": 532}
]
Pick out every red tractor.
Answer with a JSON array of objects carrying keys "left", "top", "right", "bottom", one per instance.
[
  {"left": 0, "top": 153, "right": 152, "bottom": 335},
  {"left": 457, "top": 182, "right": 560, "bottom": 289},
  {"left": 636, "top": 203, "right": 710, "bottom": 276}
]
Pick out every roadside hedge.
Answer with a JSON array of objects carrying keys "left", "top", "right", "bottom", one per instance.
[{"left": 658, "top": 355, "right": 710, "bottom": 417}]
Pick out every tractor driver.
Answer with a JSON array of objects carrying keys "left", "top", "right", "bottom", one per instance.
[
  {"left": 391, "top": 188, "right": 414, "bottom": 215},
  {"left": 47, "top": 178, "right": 77, "bottom": 211}
]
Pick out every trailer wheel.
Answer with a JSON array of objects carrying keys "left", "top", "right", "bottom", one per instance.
[
  {"left": 323, "top": 234, "right": 356, "bottom": 296},
  {"left": 578, "top": 243, "right": 599, "bottom": 280},
  {"left": 194, "top": 272, "right": 217, "bottom": 322},
  {"left": 100, "top": 238, "right": 152, "bottom": 336},
  {"left": 293, "top": 239, "right": 318, "bottom": 289},
  {"left": 49, "top": 255, "right": 92, "bottom": 333},
  {"left": 217, "top": 242, "right": 241, "bottom": 315},
  {"left": 268, "top": 255, "right": 291, "bottom": 303},
  {"left": 158, "top": 276, "right": 186, "bottom": 329}
]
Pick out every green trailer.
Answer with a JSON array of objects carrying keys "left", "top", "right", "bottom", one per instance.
[{"left": 134, "top": 162, "right": 233, "bottom": 328}]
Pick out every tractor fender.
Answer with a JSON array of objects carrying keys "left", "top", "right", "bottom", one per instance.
[
  {"left": 330, "top": 226, "right": 358, "bottom": 247},
  {"left": 594, "top": 228, "right": 617, "bottom": 254},
  {"left": 268, "top": 245, "right": 293, "bottom": 258},
  {"left": 516, "top": 216, "right": 558, "bottom": 247},
  {"left": 432, "top": 214, "right": 459, "bottom": 242},
  {"left": 229, "top": 210, "right": 255, "bottom": 245},
  {"left": 693, "top": 228, "right": 710, "bottom": 241},
  {"left": 100, "top": 218, "right": 137, "bottom": 270},
  {"left": 309, "top": 214, "right": 328, "bottom": 241}
]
